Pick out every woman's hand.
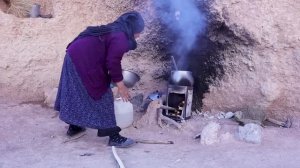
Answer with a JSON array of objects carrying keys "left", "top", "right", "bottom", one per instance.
[{"left": 116, "top": 81, "right": 130, "bottom": 102}]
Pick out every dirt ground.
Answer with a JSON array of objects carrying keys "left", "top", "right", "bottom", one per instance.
[
  {"left": 1, "top": 1, "right": 300, "bottom": 167},
  {"left": 1, "top": 98, "right": 300, "bottom": 168}
]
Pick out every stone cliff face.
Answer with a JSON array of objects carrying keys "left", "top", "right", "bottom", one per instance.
[
  {"left": 201, "top": 0, "right": 300, "bottom": 125},
  {"left": 1, "top": 0, "right": 299, "bottom": 125}
]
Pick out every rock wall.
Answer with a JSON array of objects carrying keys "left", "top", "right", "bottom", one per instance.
[{"left": 202, "top": 0, "right": 300, "bottom": 125}]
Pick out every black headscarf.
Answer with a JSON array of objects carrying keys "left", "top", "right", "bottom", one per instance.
[{"left": 67, "top": 11, "right": 145, "bottom": 50}]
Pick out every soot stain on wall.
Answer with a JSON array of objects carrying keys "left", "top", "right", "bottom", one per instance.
[
  {"left": 151, "top": 0, "right": 258, "bottom": 109},
  {"left": 152, "top": 1, "right": 235, "bottom": 109}
]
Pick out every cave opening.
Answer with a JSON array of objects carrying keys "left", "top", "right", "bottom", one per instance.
[{"left": 153, "top": 0, "right": 229, "bottom": 110}]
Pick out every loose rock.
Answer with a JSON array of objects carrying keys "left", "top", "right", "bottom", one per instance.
[
  {"left": 201, "top": 121, "right": 221, "bottom": 145},
  {"left": 238, "top": 123, "right": 262, "bottom": 144}
]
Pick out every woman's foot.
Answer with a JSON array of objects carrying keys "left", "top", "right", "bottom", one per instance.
[
  {"left": 108, "top": 134, "right": 136, "bottom": 148},
  {"left": 67, "top": 124, "right": 86, "bottom": 136}
]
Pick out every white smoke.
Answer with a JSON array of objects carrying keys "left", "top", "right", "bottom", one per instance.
[{"left": 154, "top": 0, "right": 206, "bottom": 69}]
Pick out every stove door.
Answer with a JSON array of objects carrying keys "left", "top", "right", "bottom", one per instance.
[{"left": 184, "top": 89, "right": 193, "bottom": 119}]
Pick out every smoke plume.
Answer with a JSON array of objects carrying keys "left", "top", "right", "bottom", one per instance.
[{"left": 154, "top": 0, "right": 206, "bottom": 69}]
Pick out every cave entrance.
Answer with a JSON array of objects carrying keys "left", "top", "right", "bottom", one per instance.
[{"left": 153, "top": 0, "right": 226, "bottom": 110}]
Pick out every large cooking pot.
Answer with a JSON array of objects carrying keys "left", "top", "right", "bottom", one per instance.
[
  {"left": 122, "top": 70, "right": 140, "bottom": 88},
  {"left": 169, "top": 70, "right": 194, "bottom": 86}
]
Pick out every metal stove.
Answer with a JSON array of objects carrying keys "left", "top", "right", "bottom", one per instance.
[{"left": 165, "top": 71, "right": 194, "bottom": 120}]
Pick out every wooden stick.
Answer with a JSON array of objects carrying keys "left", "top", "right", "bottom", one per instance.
[
  {"left": 159, "top": 105, "right": 177, "bottom": 111},
  {"left": 266, "top": 118, "right": 285, "bottom": 126},
  {"left": 136, "top": 139, "right": 174, "bottom": 145},
  {"left": 62, "top": 133, "right": 86, "bottom": 144},
  {"left": 158, "top": 110, "right": 182, "bottom": 129}
]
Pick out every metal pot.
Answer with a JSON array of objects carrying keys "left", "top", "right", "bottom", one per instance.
[
  {"left": 122, "top": 70, "right": 140, "bottom": 88},
  {"left": 169, "top": 70, "right": 194, "bottom": 86}
]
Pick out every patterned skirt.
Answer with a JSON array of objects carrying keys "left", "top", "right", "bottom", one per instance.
[{"left": 54, "top": 54, "right": 117, "bottom": 129}]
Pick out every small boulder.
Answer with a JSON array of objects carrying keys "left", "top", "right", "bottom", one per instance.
[
  {"left": 238, "top": 123, "right": 262, "bottom": 144},
  {"left": 225, "top": 112, "right": 235, "bottom": 119},
  {"left": 43, "top": 88, "right": 58, "bottom": 108},
  {"left": 201, "top": 122, "right": 221, "bottom": 145}
]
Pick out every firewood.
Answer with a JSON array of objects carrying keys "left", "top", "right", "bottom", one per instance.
[{"left": 157, "top": 109, "right": 182, "bottom": 129}]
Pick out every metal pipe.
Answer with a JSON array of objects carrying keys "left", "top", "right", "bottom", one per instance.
[{"left": 171, "top": 56, "right": 178, "bottom": 70}]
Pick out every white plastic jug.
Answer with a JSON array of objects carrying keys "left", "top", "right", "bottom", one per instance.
[{"left": 114, "top": 99, "right": 133, "bottom": 129}]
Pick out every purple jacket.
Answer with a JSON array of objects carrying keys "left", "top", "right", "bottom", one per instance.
[{"left": 67, "top": 32, "right": 129, "bottom": 100}]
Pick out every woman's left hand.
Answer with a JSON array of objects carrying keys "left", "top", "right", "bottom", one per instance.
[{"left": 116, "top": 81, "right": 130, "bottom": 102}]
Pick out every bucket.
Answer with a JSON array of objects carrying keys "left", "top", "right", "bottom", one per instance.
[
  {"left": 30, "top": 3, "right": 41, "bottom": 18},
  {"left": 114, "top": 99, "right": 133, "bottom": 129}
]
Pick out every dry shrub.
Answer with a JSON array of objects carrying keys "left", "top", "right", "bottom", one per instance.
[{"left": 6, "top": 0, "right": 34, "bottom": 17}]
